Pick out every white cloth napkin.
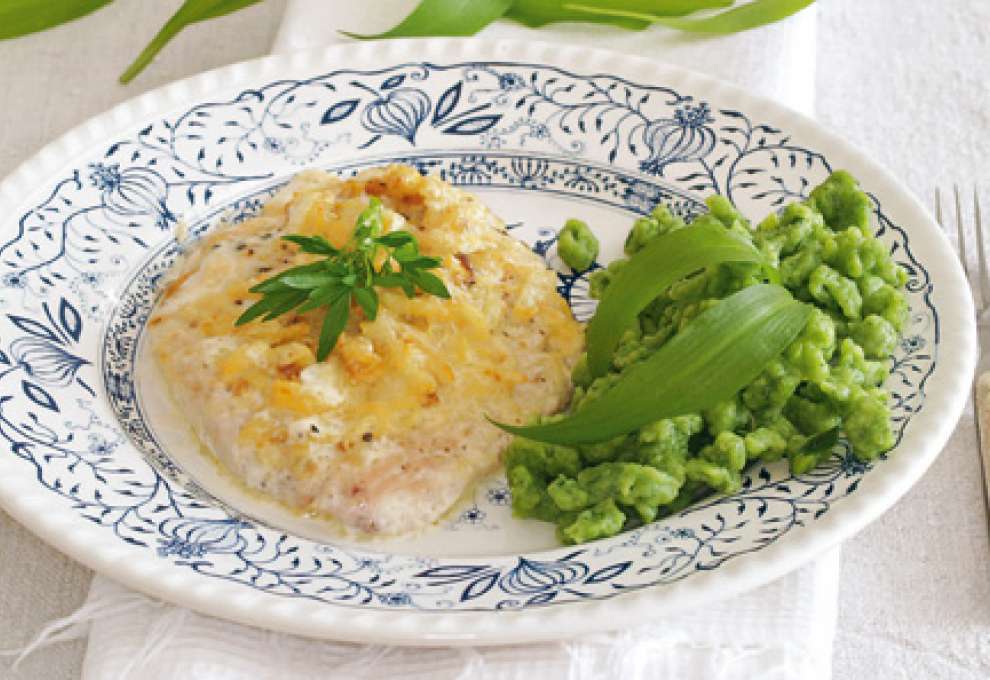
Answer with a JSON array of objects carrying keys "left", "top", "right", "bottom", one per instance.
[{"left": 76, "top": 3, "right": 839, "bottom": 679}]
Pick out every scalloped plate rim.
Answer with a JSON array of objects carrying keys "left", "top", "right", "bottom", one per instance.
[{"left": 0, "top": 38, "right": 976, "bottom": 645}]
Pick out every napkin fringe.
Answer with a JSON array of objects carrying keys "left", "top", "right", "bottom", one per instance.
[
  {"left": 78, "top": 580, "right": 825, "bottom": 680},
  {"left": 9, "top": 574, "right": 829, "bottom": 679},
  {"left": 0, "top": 588, "right": 153, "bottom": 670}
]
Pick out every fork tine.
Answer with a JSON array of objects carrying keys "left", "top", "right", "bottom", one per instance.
[
  {"left": 974, "top": 187, "right": 989, "bottom": 310},
  {"left": 955, "top": 184, "right": 973, "bottom": 281},
  {"left": 936, "top": 187, "right": 943, "bottom": 228}
]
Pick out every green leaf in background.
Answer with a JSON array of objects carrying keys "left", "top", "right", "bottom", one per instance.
[
  {"left": 120, "top": 0, "right": 263, "bottom": 83},
  {"left": 5, "top": 0, "right": 818, "bottom": 84},
  {"left": 507, "top": 0, "right": 733, "bottom": 29},
  {"left": 492, "top": 284, "right": 811, "bottom": 445},
  {"left": 342, "top": 0, "right": 513, "bottom": 39},
  {"left": 585, "top": 224, "right": 765, "bottom": 379},
  {"left": 0, "top": 0, "right": 114, "bottom": 40},
  {"left": 564, "top": 0, "right": 814, "bottom": 34}
]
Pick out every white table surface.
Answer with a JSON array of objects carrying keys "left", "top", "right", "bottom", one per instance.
[{"left": 0, "top": 1, "right": 987, "bottom": 678}]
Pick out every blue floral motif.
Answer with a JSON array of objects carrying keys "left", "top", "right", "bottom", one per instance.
[
  {"left": 1, "top": 298, "right": 91, "bottom": 400},
  {"left": 158, "top": 518, "right": 251, "bottom": 559},
  {"left": 89, "top": 163, "right": 175, "bottom": 230},
  {"left": 2, "top": 272, "right": 26, "bottom": 289},
  {"left": 379, "top": 592, "right": 411, "bottom": 607},
  {"left": 460, "top": 506, "right": 486, "bottom": 525},
  {"left": 9, "top": 337, "right": 88, "bottom": 386},
  {"left": 838, "top": 452, "right": 872, "bottom": 478},
  {"left": 900, "top": 335, "right": 925, "bottom": 353},
  {"left": 639, "top": 103, "right": 717, "bottom": 176},
  {"left": 87, "top": 432, "right": 119, "bottom": 456},
  {"left": 360, "top": 88, "right": 431, "bottom": 144},
  {"left": 498, "top": 73, "right": 526, "bottom": 91},
  {"left": 0, "top": 59, "right": 940, "bottom": 613},
  {"left": 486, "top": 486, "right": 510, "bottom": 506}
]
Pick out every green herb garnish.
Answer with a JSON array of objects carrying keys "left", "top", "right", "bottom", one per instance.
[
  {"left": 492, "top": 284, "right": 811, "bottom": 445},
  {"left": 235, "top": 197, "right": 450, "bottom": 361}
]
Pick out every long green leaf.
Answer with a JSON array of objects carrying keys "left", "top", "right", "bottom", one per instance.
[
  {"left": 564, "top": 0, "right": 813, "bottom": 34},
  {"left": 586, "top": 224, "right": 764, "bottom": 378},
  {"left": 120, "top": 0, "right": 263, "bottom": 83},
  {"left": 342, "top": 0, "right": 512, "bottom": 39},
  {"left": 0, "top": 0, "right": 114, "bottom": 40},
  {"left": 507, "top": 0, "right": 732, "bottom": 28},
  {"left": 493, "top": 284, "right": 811, "bottom": 445}
]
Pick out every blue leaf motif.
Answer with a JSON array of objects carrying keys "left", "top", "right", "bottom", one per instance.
[
  {"left": 21, "top": 380, "right": 58, "bottom": 412},
  {"left": 321, "top": 98, "right": 360, "bottom": 126},
  {"left": 0, "top": 350, "right": 8, "bottom": 365},
  {"left": 58, "top": 298, "right": 83, "bottom": 341},
  {"left": 7, "top": 315, "right": 60, "bottom": 343},
  {"left": 442, "top": 114, "right": 502, "bottom": 136},
  {"left": 414, "top": 564, "right": 494, "bottom": 583},
  {"left": 381, "top": 74, "right": 405, "bottom": 90},
  {"left": 432, "top": 81, "right": 462, "bottom": 125},
  {"left": 525, "top": 591, "right": 558, "bottom": 606},
  {"left": 584, "top": 561, "right": 631, "bottom": 585},
  {"left": 460, "top": 572, "right": 499, "bottom": 602}
]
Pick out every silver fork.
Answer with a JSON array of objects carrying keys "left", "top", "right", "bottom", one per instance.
[{"left": 935, "top": 186, "right": 990, "bottom": 524}]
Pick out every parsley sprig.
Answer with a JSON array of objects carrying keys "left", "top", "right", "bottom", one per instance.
[{"left": 235, "top": 198, "right": 450, "bottom": 361}]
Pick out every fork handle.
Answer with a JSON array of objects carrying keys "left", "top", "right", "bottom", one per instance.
[{"left": 976, "top": 372, "right": 990, "bottom": 516}]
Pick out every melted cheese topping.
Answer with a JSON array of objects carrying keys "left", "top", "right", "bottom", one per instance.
[{"left": 149, "top": 165, "right": 584, "bottom": 535}]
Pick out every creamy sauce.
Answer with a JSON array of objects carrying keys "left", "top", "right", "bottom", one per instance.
[{"left": 148, "top": 165, "right": 584, "bottom": 535}]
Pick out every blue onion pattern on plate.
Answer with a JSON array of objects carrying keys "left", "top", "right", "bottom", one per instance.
[{"left": 0, "top": 53, "right": 943, "bottom": 619}]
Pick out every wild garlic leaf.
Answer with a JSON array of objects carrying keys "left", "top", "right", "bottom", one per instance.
[
  {"left": 585, "top": 224, "right": 766, "bottom": 378},
  {"left": 342, "top": 0, "right": 513, "bottom": 39},
  {"left": 493, "top": 285, "right": 811, "bottom": 445},
  {"left": 506, "top": 0, "right": 733, "bottom": 29},
  {"left": 564, "top": 0, "right": 813, "bottom": 34},
  {"left": 0, "top": 0, "right": 114, "bottom": 41},
  {"left": 120, "top": 0, "right": 264, "bottom": 83}
]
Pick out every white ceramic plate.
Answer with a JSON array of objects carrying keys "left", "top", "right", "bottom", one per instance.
[{"left": 0, "top": 39, "right": 976, "bottom": 645}]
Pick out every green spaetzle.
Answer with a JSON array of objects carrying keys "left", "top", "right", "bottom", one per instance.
[{"left": 505, "top": 171, "right": 909, "bottom": 544}]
